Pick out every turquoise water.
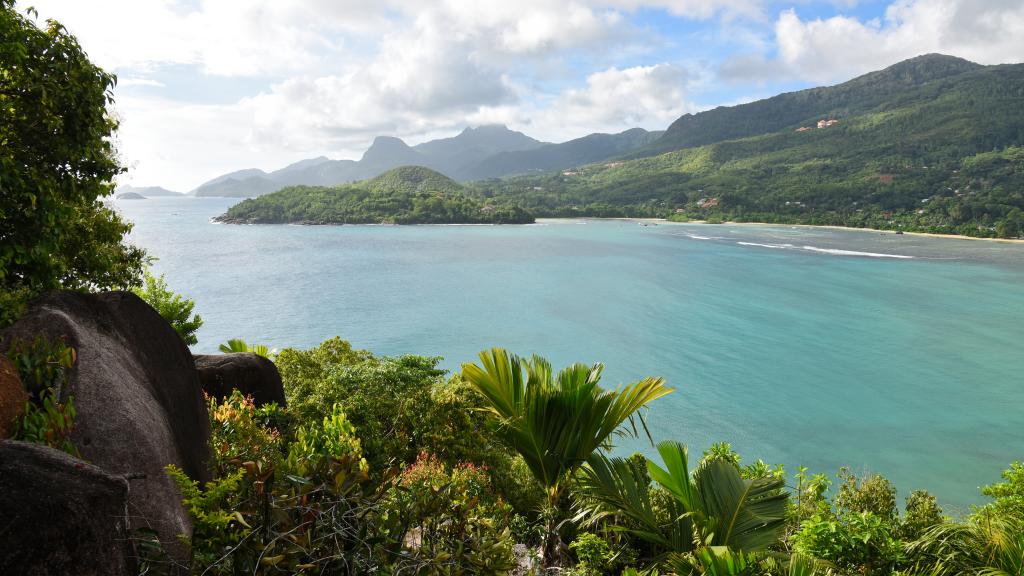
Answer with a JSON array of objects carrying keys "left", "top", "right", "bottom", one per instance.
[{"left": 117, "top": 197, "right": 1024, "bottom": 511}]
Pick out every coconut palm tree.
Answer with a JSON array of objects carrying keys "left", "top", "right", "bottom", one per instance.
[
  {"left": 461, "top": 348, "right": 673, "bottom": 567},
  {"left": 577, "top": 441, "right": 789, "bottom": 570}
]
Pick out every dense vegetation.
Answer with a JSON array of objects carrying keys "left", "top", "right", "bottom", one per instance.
[
  {"left": 133, "top": 333, "right": 1022, "bottom": 575},
  {"left": 218, "top": 166, "right": 534, "bottom": 225},
  {"left": 469, "top": 56, "right": 1024, "bottom": 238},
  {"left": 0, "top": 1, "right": 145, "bottom": 326}
]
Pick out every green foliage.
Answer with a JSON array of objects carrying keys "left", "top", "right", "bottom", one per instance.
[
  {"left": 172, "top": 392, "right": 383, "bottom": 574},
  {"left": 788, "top": 469, "right": 944, "bottom": 575},
  {"left": 219, "top": 166, "right": 534, "bottom": 225},
  {"left": 461, "top": 348, "right": 672, "bottom": 566},
  {"left": 701, "top": 442, "right": 741, "bottom": 468},
  {"left": 6, "top": 334, "right": 76, "bottom": 399},
  {"left": 420, "top": 375, "right": 546, "bottom": 518},
  {"left": 276, "top": 337, "right": 446, "bottom": 471},
  {"left": 15, "top": 388, "right": 78, "bottom": 456},
  {"left": 6, "top": 335, "right": 79, "bottom": 455},
  {"left": 285, "top": 403, "right": 369, "bottom": 479},
  {"left": 382, "top": 452, "right": 517, "bottom": 574},
  {"left": 980, "top": 461, "right": 1024, "bottom": 519},
  {"left": 904, "top": 513, "right": 1024, "bottom": 576},
  {"left": 0, "top": 2, "right": 145, "bottom": 326},
  {"left": 568, "top": 532, "right": 615, "bottom": 575},
  {"left": 132, "top": 271, "right": 203, "bottom": 346},
  {"left": 461, "top": 348, "right": 672, "bottom": 499},
  {"left": 834, "top": 468, "right": 898, "bottom": 523},
  {"left": 579, "top": 441, "right": 789, "bottom": 561},
  {"left": 663, "top": 546, "right": 755, "bottom": 576},
  {"left": 792, "top": 512, "right": 902, "bottom": 574},
  {"left": 900, "top": 490, "right": 944, "bottom": 541},
  {"left": 218, "top": 338, "right": 274, "bottom": 358},
  {"left": 207, "top": 391, "right": 283, "bottom": 476}
]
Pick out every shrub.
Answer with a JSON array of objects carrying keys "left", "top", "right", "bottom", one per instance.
[
  {"left": 979, "top": 461, "right": 1024, "bottom": 519},
  {"left": 170, "top": 393, "right": 382, "bottom": 574},
  {"left": 6, "top": 335, "right": 79, "bottom": 456},
  {"left": 382, "top": 452, "right": 517, "bottom": 574},
  {"left": 275, "top": 337, "right": 445, "bottom": 470},
  {"left": 792, "top": 511, "right": 903, "bottom": 574},
  {"left": 899, "top": 490, "right": 943, "bottom": 540},
  {"left": 132, "top": 271, "right": 203, "bottom": 346}
]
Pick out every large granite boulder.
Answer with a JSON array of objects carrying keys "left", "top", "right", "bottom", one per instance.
[
  {"left": 0, "top": 355, "right": 27, "bottom": 437},
  {"left": 0, "top": 291, "right": 211, "bottom": 564},
  {"left": 0, "top": 440, "right": 133, "bottom": 575},
  {"left": 194, "top": 352, "right": 286, "bottom": 407}
]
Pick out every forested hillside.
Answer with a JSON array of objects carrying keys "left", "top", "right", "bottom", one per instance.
[
  {"left": 473, "top": 56, "right": 1024, "bottom": 237},
  {"left": 217, "top": 166, "right": 534, "bottom": 224}
]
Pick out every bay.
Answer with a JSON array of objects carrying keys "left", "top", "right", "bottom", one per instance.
[{"left": 117, "top": 196, "right": 1024, "bottom": 511}]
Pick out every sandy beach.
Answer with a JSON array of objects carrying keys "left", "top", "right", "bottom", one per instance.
[{"left": 650, "top": 219, "right": 1024, "bottom": 244}]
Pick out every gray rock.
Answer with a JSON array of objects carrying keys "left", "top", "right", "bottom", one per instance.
[
  {"left": 0, "top": 440, "right": 133, "bottom": 575},
  {"left": 194, "top": 353, "right": 286, "bottom": 407},
  {"left": 0, "top": 291, "right": 211, "bottom": 565}
]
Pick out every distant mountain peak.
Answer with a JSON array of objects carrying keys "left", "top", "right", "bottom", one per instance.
[{"left": 361, "top": 136, "right": 420, "bottom": 165}]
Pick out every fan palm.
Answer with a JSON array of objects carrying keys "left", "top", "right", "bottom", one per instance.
[
  {"left": 578, "top": 441, "right": 789, "bottom": 568},
  {"left": 219, "top": 338, "right": 274, "bottom": 358},
  {"left": 461, "top": 348, "right": 673, "bottom": 566}
]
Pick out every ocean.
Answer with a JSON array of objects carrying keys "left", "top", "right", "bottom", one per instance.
[{"left": 117, "top": 196, "right": 1024, "bottom": 511}]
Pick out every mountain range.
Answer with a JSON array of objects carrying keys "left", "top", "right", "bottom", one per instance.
[
  {"left": 478, "top": 54, "right": 1024, "bottom": 237},
  {"left": 172, "top": 125, "right": 662, "bottom": 197}
]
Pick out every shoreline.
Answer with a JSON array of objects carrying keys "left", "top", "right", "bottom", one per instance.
[{"left": 632, "top": 218, "right": 1024, "bottom": 244}]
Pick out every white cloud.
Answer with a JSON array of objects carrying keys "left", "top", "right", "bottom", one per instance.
[
  {"left": 544, "top": 64, "right": 696, "bottom": 132},
  {"left": 726, "top": 0, "right": 1024, "bottom": 84},
  {"left": 17, "top": 0, "right": 762, "bottom": 188}
]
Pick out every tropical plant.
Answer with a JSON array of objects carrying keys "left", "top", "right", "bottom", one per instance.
[
  {"left": 132, "top": 271, "right": 203, "bottom": 346},
  {"left": 0, "top": 1, "right": 145, "bottom": 327},
  {"left": 578, "top": 441, "right": 789, "bottom": 570},
  {"left": 7, "top": 335, "right": 79, "bottom": 455},
  {"left": 275, "top": 337, "right": 445, "bottom": 471},
  {"left": 381, "top": 452, "right": 517, "bottom": 574},
  {"left": 15, "top": 388, "right": 79, "bottom": 456},
  {"left": 218, "top": 338, "right": 274, "bottom": 358},
  {"left": 169, "top": 394, "right": 380, "bottom": 574},
  {"left": 461, "top": 348, "right": 672, "bottom": 567},
  {"left": 904, "top": 513, "right": 1024, "bottom": 575},
  {"left": 792, "top": 511, "right": 902, "bottom": 574}
]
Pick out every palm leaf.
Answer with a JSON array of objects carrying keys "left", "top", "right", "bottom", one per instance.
[{"left": 461, "top": 348, "right": 673, "bottom": 492}]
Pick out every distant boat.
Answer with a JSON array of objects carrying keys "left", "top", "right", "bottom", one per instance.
[{"left": 895, "top": 230, "right": 904, "bottom": 235}]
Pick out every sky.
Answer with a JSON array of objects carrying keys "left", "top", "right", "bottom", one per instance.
[{"left": 20, "top": 0, "right": 1024, "bottom": 191}]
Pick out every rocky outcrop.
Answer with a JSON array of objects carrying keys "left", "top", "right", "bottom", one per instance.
[
  {"left": 0, "top": 355, "right": 27, "bottom": 437},
  {"left": 194, "top": 352, "right": 286, "bottom": 407},
  {"left": 0, "top": 440, "right": 134, "bottom": 575},
  {"left": 0, "top": 291, "right": 211, "bottom": 565}
]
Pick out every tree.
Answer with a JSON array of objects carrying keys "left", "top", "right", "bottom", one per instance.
[
  {"left": 579, "top": 441, "right": 789, "bottom": 568},
  {"left": 0, "top": 2, "right": 144, "bottom": 326},
  {"left": 461, "top": 348, "right": 672, "bottom": 567},
  {"left": 133, "top": 271, "right": 203, "bottom": 345}
]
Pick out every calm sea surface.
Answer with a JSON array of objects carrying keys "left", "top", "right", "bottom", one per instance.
[{"left": 117, "top": 197, "right": 1024, "bottom": 511}]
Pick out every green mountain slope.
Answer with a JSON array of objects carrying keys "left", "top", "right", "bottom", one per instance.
[
  {"left": 217, "top": 166, "right": 533, "bottom": 225},
  {"left": 639, "top": 54, "right": 983, "bottom": 156},
  {"left": 475, "top": 56, "right": 1024, "bottom": 237}
]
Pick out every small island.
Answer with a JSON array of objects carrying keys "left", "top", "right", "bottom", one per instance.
[
  {"left": 215, "top": 166, "right": 534, "bottom": 225},
  {"left": 116, "top": 191, "right": 147, "bottom": 200}
]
